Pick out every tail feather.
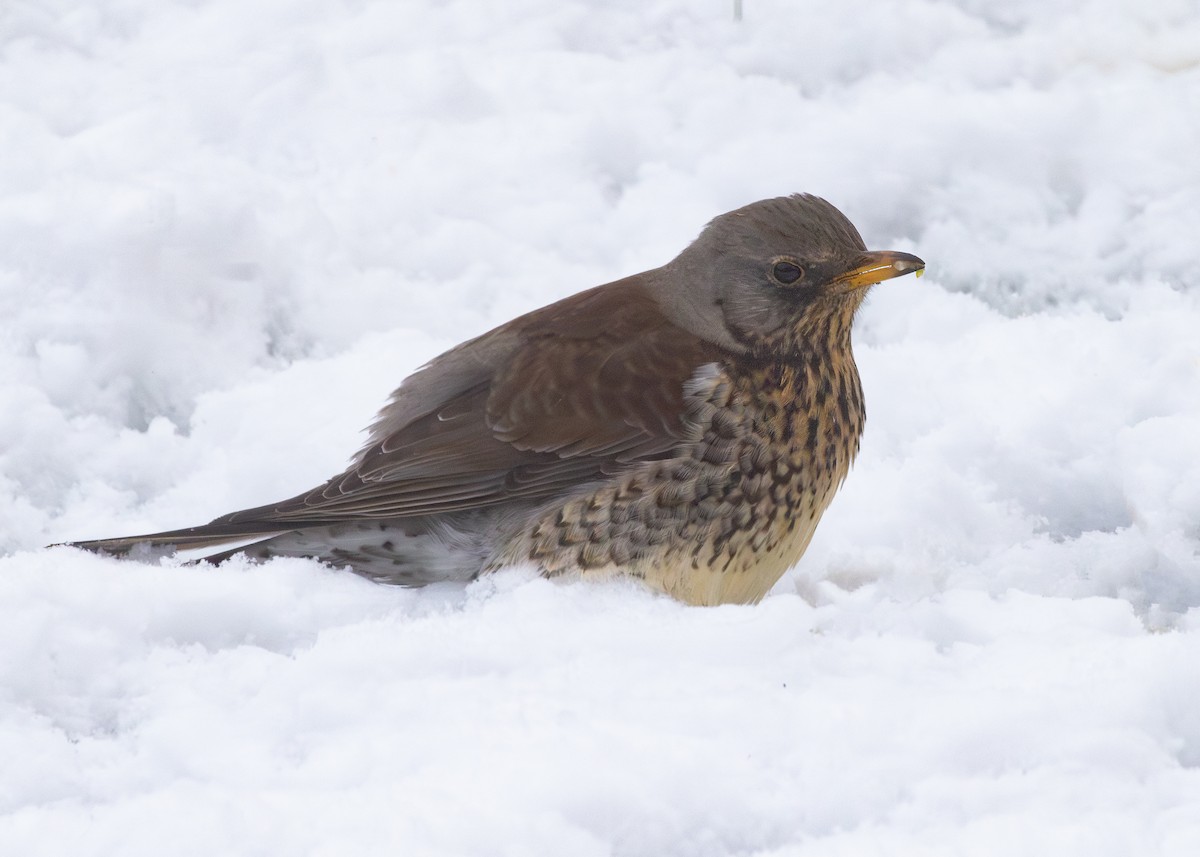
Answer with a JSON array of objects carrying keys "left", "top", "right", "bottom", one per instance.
[
  {"left": 55, "top": 514, "right": 491, "bottom": 584},
  {"left": 55, "top": 521, "right": 293, "bottom": 558}
]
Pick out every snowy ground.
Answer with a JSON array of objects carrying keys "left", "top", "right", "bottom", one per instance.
[{"left": 3, "top": 0, "right": 1200, "bottom": 853}]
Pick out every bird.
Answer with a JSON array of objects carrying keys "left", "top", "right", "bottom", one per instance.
[{"left": 63, "top": 194, "right": 924, "bottom": 606}]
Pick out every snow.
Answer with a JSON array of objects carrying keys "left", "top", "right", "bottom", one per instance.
[{"left": 3, "top": 0, "right": 1200, "bottom": 853}]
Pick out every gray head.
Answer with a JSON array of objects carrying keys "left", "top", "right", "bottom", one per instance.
[{"left": 659, "top": 194, "right": 924, "bottom": 352}]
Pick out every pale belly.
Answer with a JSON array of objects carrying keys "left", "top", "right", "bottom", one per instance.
[{"left": 637, "top": 507, "right": 825, "bottom": 606}]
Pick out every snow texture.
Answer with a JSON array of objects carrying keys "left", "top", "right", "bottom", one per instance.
[{"left": 3, "top": 0, "right": 1200, "bottom": 854}]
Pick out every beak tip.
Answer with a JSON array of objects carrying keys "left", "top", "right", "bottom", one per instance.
[{"left": 891, "top": 254, "right": 926, "bottom": 276}]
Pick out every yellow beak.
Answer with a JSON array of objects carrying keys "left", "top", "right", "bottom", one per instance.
[{"left": 832, "top": 250, "right": 926, "bottom": 290}]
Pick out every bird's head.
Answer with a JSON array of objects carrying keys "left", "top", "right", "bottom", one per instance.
[{"left": 662, "top": 194, "right": 924, "bottom": 355}]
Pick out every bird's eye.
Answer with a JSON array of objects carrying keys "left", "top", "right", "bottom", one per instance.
[{"left": 772, "top": 261, "right": 804, "bottom": 285}]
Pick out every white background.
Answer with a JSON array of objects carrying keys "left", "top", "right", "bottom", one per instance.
[{"left": 2, "top": 1, "right": 1199, "bottom": 854}]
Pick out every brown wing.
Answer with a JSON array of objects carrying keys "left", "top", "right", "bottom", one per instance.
[{"left": 212, "top": 277, "right": 723, "bottom": 526}]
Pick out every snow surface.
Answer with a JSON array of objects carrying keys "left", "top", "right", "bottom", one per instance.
[{"left": 3, "top": 0, "right": 1200, "bottom": 853}]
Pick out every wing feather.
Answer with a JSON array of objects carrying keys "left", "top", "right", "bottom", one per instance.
[{"left": 212, "top": 278, "right": 723, "bottom": 527}]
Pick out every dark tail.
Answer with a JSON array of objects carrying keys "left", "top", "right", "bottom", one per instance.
[{"left": 53, "top": 520, "right": 293, "bottom": 559}]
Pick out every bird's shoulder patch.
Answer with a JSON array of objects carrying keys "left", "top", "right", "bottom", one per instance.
[{"left": 484, "top": 283, "right": 722, "bottom": 458}]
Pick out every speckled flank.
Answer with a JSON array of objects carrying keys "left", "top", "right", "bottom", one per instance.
[{"left": 497, "top": 297, "right": 866, "bottom": 606}]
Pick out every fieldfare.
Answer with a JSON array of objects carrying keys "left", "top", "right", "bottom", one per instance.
[{"left": 65, "top": 194, "right": 924, "bottom": 605}]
